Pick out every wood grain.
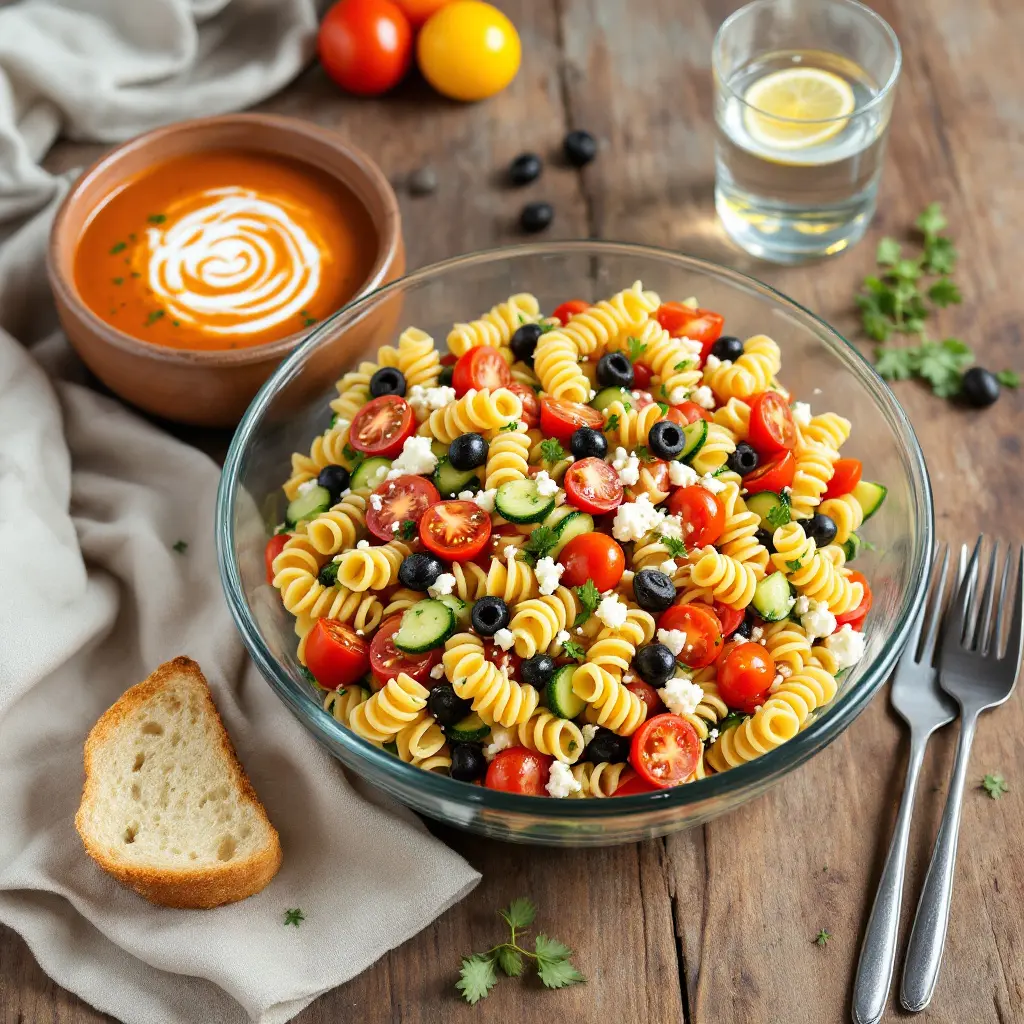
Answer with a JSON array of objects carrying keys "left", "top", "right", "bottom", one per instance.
[{"left": 6, "top": 1, "right": 1024, "bottom": 1022}]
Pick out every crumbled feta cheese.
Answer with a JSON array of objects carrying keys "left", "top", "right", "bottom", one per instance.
[
  {"left": 457, "top": 489, "right": 476, "bottom": 500},
  {"left": 623, "top": 672, "right": 634, "bottom": 684},
  {"left": 428, "top": 572, "right": 456, "bottom": 598},
  {"left": 493, "top": 627, "right": 515, "bottom": 651},
  {"left": 667, "top": 386, "right": 689, "bottom": 406},
  {"left": 698, "top": 472, "right": 727, "bottom": 494},
  {"left": 535, "top": 556, "right": 564, "bottom": 596},
  {"left": 546, "top": 761, "right": 582, "bottom": 798},
  {"left": 386, "top": 435, "right": 438, "bottom": 480},
  {"left": 356, "top": 539, "right": 370, "bottom": 550},
  {"left": 581, "top": 723, "right": 599, "bottom": 746},
  {"left": 781, "top": 485, "right": 792, "bottom": 496},
  {"left": 484, "top": 725, "right": 515, "bottom": 760},
  {"left": 792, "top": 401, "right": 812, "bottom": 427},
  {"left": 751, "top": 625, "right": 764, "bottom": 641},
  {"left": 691, "top": 385, "right": 715, "bottom": 410},
  {"left": 612, "top": 493, "right": 665, "bottom": 543},
  {"left": 595, "top": 593, "right": 628, "bottom": 629},
  {"left": 704, "top": 354, "right": 730, "bottom": 371},
  {"left": 631, "top": 390, "right": 641, "bottom": 400},
  {"left": 534, "top": 470, "right": 558, "bottom": 497},
  {"left": 678, "top": 337, "right": 703, "bottom": 358},
  {"left": 826, "top": 624, "right": 867, "bottom": 669},
  {"left": 576, "top": 627, "right": 584, "bottom": 635},
  {"left": 708, "top": 728, "right": 719, "bottom": 743},
  {"left": 657, "top": 628, "right": 686, "bottom": 657},
  {"left": 668, "top": 461, "right": 699, "bottom": 488},
  {"left": 799, "top": 598, "right": 837, "bottom": 640},
  {"left": 407, "top": 384, "right": 456, "bottom": 421},
  {"left": 474, "top": 488, "right": 496, "bottom": 513},
  {"left": 611, "top": 447, "right": 640, "bottom": 486},
  {"left": 812, "top": 387, "right": 823, "bottom": 396},
  {"left": 659, "top": 514, "right": 684, "bottom": 541},
  {"left": 659, "top": 676, "right": 704, "bottom": 717},
  {"left": 297, "top": 479, "right": 319, "bottom": 496},
  {"left": 370, "top": 493, "right": 384, "bottom": 511},
  {"left": 355, "top": 629, "right": 364, "bottom": 636},
  {"left": 794, "top": 596, "right": 809, "bottom": 616},
  {"left": 777, "top": 664, "right": 793, "bottom": 678},
  {"left": 429, "top": 663, "right": 446, "bottom": 680},
  {"left": 391, "top": 522, "right": 400, "bottom": 532},
  {"left": 503, "top": 544, "right": 519, "bottom": 561},
  {"left": 555, "top": 630, "right": 570, "bottom": 645},
  {"left": 659, "top": 558, "right": 678, "bottom": 576},
  {"left": 588, "top": 389, "right": 597, "bottom": 401},
  {"left": 769, "top": 672, "right": 785, "bottom": 693}
]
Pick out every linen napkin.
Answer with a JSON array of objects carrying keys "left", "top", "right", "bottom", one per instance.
[{"left": 0, "top": 4, "right": 479, "bottom": 1024}]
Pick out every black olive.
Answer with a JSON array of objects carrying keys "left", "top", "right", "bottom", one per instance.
[
  {"left": 510, "top": 322, "right": 543, "bottom": 363},
  {"left": 805, "top": 513, "right": 838, "bottom": 547},
  {"left": 369, "top": 366, "right": 406, "bottom": 398},
  {"left": 521, "top": 654, "right": 557, "bottom": 688},
  {"left": 472, "top": 596, "right": 510, "bottom": 636},
  {"left": 711, "top": 336, "right": 744, "bottom": 362},
  {"left": 317, "top": 464, "right": 351, "bottom": 503},
  {"left": 520, "top": 201, "right": 553, "bottom": 233},
  {"left": 563, "top": 129, "right": 598, "bottom": 167},
  {"left": 509, "top": 152, "right": 542, "bottom": 186},
  {"left": 756, "top": 528, "right": 776, "bottom": 554},
  {"left": 438, "top": 364, "right": 454, "bottom": 387},
  {"left": 448, "top": 432, "right": 488, "bottom": 471},
  {"left": 408, "top": 166, "right": 438, "bottom": 196},
  {"left": 732, "top": 617, "right": 754, "bottom": 640},
  {"left": 317, "top": 561, "right": 339, "bottom": 587},
  {"left": 584, "top": 727, "right": 631, "bottom": 764},
  {"left": 398, "top": 552, "right": 445, "bottom": 591},
  {"left": 960, "top": 366, "right": 1000, "bottom": 408},
  {"left": 596, "top": 352, "right": 634, "bottom": 389},
  {"left": 727, "top": 442, "right": 759, "bottom": 476},
  {"left": 633, "top": 643, "right": 676, "bottom": 686},
  {"left": 427, "top": 684, "right": 473, "bottom": 727},
  {"left": 450, "top": 743, "right": 487, "bottom": 781},
  {"left": 570, "top": 426, "right": 608, "bottom": 460},
  {"left": 648, "top": 420, "right": 685, "bottom": 461},
  {"left": 632, "top": 568, "right": 677, "bottom": 613}
]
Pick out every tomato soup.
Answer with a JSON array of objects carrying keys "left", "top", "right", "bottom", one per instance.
[{"left": 74, "top": 150, "right": 376, "bottom": 350}]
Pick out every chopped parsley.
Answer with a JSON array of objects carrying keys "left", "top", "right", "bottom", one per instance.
[
  {"left": 573, "top": 579, "right": 601, "bottom": 627},
  {"left": 981, "top": 772, "right": 1008, "bottom": 799},
  {"left": 109, "top": 241, "right": 126, "bottom": 255},
  {"left": 171, "top": 539, "right": 188, "bottom": 554},
  {"left": 626, "top": 336, "right": 647, "bottom": 362},
  {"left": 814, "top": 928, "right": 831, "bottom": 948},
  {"left": 522, "top": 526, "right": 558, "bottom": 565},
  {"left": 785, "top": 558, "right": 804, "bottom": 572},
  {"left": 603, "top": 413, "right": 620, "bottom": 433},
  {"left": 283, "top": 908, "right": 305, "bottom": 927},
  {"left": 765, "top": 501, "right": 791, "bottom": 529},
  {"left": 660, "top": 535, "right": 687, "bottom": 559},
  {"left": 144, "top": 310, "right": 165, "bottom": 326},
  {"left": 400, "top": 519, "right": 418, "bottom": 540},
  {"left": 539, "top": 438, "right": 566, "bottom": 464}
]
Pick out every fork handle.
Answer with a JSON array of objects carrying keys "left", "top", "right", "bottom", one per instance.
[
  {"left": 851, "top": 731, "right": 929, "bottom": 1024},
  {"left": 900, "top": 711, "right": 979, "bottom": 1012}
]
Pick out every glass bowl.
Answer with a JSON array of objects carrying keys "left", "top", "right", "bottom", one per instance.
[{"left": 216, "top": 241, "right": 933, "bottom": 846}]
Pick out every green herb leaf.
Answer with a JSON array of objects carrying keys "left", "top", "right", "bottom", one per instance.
[
  {"left": 112, "top": 277, "right": 123, "bottom": 286},
  {"left": 145, "top": 310, "right": 165, "bottom": 326},
  {"left": 717, "top": 710, "right": 748, "bottom": 732},
  {"left": 535, "top": 938, "right": 585, "bottom": 990},
  {"left": 538, "top": 319, "right": 556, "bottom": 333},
  {"left": 500, "top": 897, "right": 537, "bottom": 930},
  {"left": 875, "top": 237, "right": 901, "bottom": 265},
  {"left": 766, "top": 502, "right": 791, "bottom": 529},
  {"left": 147, "top": 213, "right": 167, "bottom": 225},
  {"left": 674, "top": 359, "right": 694, "bottom": 372},
  {"left": 982, "top": 772, "right": 1008, "bottom": 799},
  {"left": 660, "top": 535, "right": 687, "bottom": 559},
  {"left": 172, "top": 539, "right": 188, "bottom": 554},
  {"left": 626, "top": 336, "right": 647, "bottom": 362},
  {"left": 997, "top": 369, "right": 1020, "bottom": 389},
  {"left": 301, "top": 666, "right": 318, "bottom": 686},
  {"left": 917, "top": 338, "right": 974, "bottom": 397},
  {"left": 785, "top": 558, "right": 803, "bottom": 572},
  {"left": 539, "top": 438, "right": 566, "bottom": 464},
  {"left": 318, "top": 561, "right": 340, "bottom": 587},
  {"left": 915, "top": 202, "right": 948, "bottom": 239},
  {"left": 457, "top": 954, "right": 499, "bottom": 1005},
  {"left": 562, "top": 638, "right": 586, "bottom": 662},
  {"left": 927, "top": 278, "right": 962, "bottom": 307},
  {"left": 283, "top": 908, "right": 305, "bottom": 927},
  {"left": 109, "top": 241, "right": 126, "bottom": 255},
  {"left": 603, "top": 413, "right": 619, "bottom": 433},
  {"left": 923, "top": 235, "right": 958, "bottom": 274},
  {"left": 497, "top": 946, "right": 524, "bottom": 977},
  {"left": 814, "top": 928, "right": 831, "bottom": 948},
  {"left": 523, "top": 526, "right": 558, "bottom": 565},
  {"left": 534, "top": 934, "right": 572, "bottom": 962},
  {"left": 501, "top": 420, "right": 520, "bottom": 431},
  {"left": 656, "top": 402, "right": 670, "bottom": 417},
  {"left": 573, "top": 579, "right": 602, "bottom": 626},
  {"left": 891, "top": 258, "right": 922, "bottom": 283},
  {"left": 634, "top": 445, "right": 655, "bottom": 463},
  {"left": 400, "top": 519, "right": 418, "bottom": 540},
  {"left": 874, "top": 345, "right": 917, "bottom": 381}
]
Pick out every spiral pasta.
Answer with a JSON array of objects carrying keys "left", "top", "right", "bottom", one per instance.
[
  {"left": 609, "top": 316, "right": 701, "bottom": 402},
  {"left": 771, "top": 523, "right": 864, "bottom": 614},
  {"left": 484, "top": 553, "right": 538, "bottom": 604},
  {"left": 484, "top": 424, "right": 532, "bottom": 490},
  {"left": 517, "top": 711, "right": 586, "bottom": 763},
  {"left": 800, "top": 412, "right": 851, "bottom": 451},
  {"left": 569, "top": 761, "right": 635, "bottom": 798},
  {"left": 304, "top": 491, "right": 370, "bottom": 555},
  {"left": 704, "top": 335, "right": 781, "bottom": 401},
  {"left": 395, "top": 713, "right": 450, "bottom": 767},
  {"left": 712, "top": 397, "right": 751, "bottom": 439},
  {"left": 423, "top": 388, "right": 523, "bottom": 443},
  {"left": 283, "top": 423, "right": 353, "bottom": 500},
  {"left": 349, "top": 673, "right": 429, "bottom": 744},
  {"left": 395, "top": 327, "right": 441, "bottom": 387},
  {"left": 689, "top": 547, "right": 758, "bottom": 610},
  {"left": 508, "top": 587, "right": 580, "bottom": 657},
  {"left": 572, "top": 662, "right": 647, "bottom": 736},
  {"left": 789, "top": 438, "right": 838, "bottom": 519},
  {"left": 447, "top": 293, "right": 540, "bottom": 359},
  {"left": 324, "top": 685, "right": 370, "bottom": 727},
  {"left": 762, "top": 620, "right": 814, "bottom": 672},
  {"left": 533, "top": 328, "right": 592, "bottom": 403},
  {"left": 330, "top": 360, "right": 381, "bottom": 424},
  {"left": 557, "top": 281, "right": 659, "bottom": 357},
  {"left": 450, "top": 560, "right": 490, "bottom": 602},
  {"left": 717, "top": 482, "right": 769, "bottom": 574},
  {"left": 689, "top": 422, "right": 737, "bottom": 476},
  {"left": 443, "top": 632, "right": 540, "bottom": 727},
  {"left": 819, "top": 492, "right": 864, "bottom": 544},
  {"left": 601, "top": 399, "right": 664, "bottom": 450},
  {"left": 333, "top": 540, "right": 410, "bottom": 592}
]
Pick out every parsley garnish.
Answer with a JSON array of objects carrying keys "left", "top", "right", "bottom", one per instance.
[
  {"left": 982, "top": 772, "right": 1008, "bottom": 799},
  {"left": 342, "top": 443, "right": 365, "bottom": 473},
  {"left": 538, "top": 320, "right": 556, "bottom": 333},
  {"left": 112, "top": 277, "right": 123, "bottom": 286},
  {"left": 303, "top": 316, "right": 318, "bottom": 327},
  {"left": 660, "top": 535, "right": 687, "bottom": 559},
  {"left": 785, "top": 558, "right": 804, "bottom": 572},
  {"left": 603, "top": 413, "right": 620, "bottom": 433},
  {"left": 673, "top": 359, "right": 694, "bottom": 371},
  {"left": 997, "top": 369, "right": 1020, "bottom": 389},
  {"left": 562, "top": 639, "right": 586, "bottom": 662},
  {"left": 400, "top": 519, "right": 418, "bottom": 540},
  {"left": 501, "top": 421, "right": 520, "bottom": 431},
  {"left": 171, "top": 539, "right": 188, "bottom": 554},
  {"left": 145, "top": 310, "right": 164, "bottom": 326},
  {"left": 456, "top": 898, "right": 584, "bottom": 1005},
  {"left": 573, "top": 580, "right": 601, "bottom": 627},
  {"left": 273, "top": 522, "right": 289, "bottom": 535},
  {"left": 301, "top": 666, "right": 318, "bottom": 686},
  {"left": 626, "top": 336, "right": 647, "bottom": 362},
  {"left": 539, "top": 438, "right": 566, "bottom": 464},
  {"left": 875, "top": 338, "right": 975, "bottom": 398},
  {"left": 656, "top": 402, "right": 669, "bottom": 416},
  {"left": 634, "top": 445, "right": 655, "bottom": 463},
  {"left": 814, "top": 928, "right": 831, "bottom": 948},
  {"left": 522, "top": 526, "right": 558, "bottom": 565},
  {"left": 765, "top": 501, "right": 791, "bottom": 529},
  {"left": 283, "top": 908, "right": 305, "bottom": 927},
  {"left": 109, "top": 241, "right": 126, "bottom": 254},
  {"left": 147, "top": 213, "right": 166, "bottom": 225}
]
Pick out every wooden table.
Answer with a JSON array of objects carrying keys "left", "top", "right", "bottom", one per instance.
[{"left": 4, "top": 1, "right": 1022, "bottom": 1021}]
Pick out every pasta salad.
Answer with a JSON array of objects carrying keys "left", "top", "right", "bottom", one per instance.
[{"left": 265, "top": 282, "right": 886, "bottom": 798}]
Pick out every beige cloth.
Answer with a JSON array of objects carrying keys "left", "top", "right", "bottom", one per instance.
[{"left": 0, "top": 4, "right": 479, "bottom": 1023}]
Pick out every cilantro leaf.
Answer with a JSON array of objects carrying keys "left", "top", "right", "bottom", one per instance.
[
  {"left": 500, "top": 897, "right": 537, "bottom": 930},
  {"left": 875, "top": 237, "right": 901, "bottom": 265},
  {"left": 997, "top": 369, "right": 1020, "bottom": 389},
  {"left": 573, "top": 579, "right": 601, "bottom": 627},
  {"left": 927, "top": 278, "right": 962, "bottom": 307},
  {"left": 539, "top": 438, "right": 566, "bottom": 464},
  {"left": 172, "top": 539, "right": 188, "bottom": 554},
  {"left": 634, "top": 445, "right": 655, "bottom": 463},
  {"left": 874, "top": 345, "right": 918, "bottom": 381},
  {"left": 656, "top": 402, "right": 670, "bottom": 416},
  {"left": 785, "top": 558, "right": 804, "bottom": 572},
  {"left": 534, "top": 934, "right": 573, "bottom": 962},
  {"left": 982, "top": 772, "right": 1008, "bottom": 799},
  {"left": 562, "top": 638, "right": 586, "bottom": 662},
  {"left": 534, "top": 936, "right": 584, "bottom": 990},
  {"left": 400, "top": 519, "right": 418, "bottom": 540},
  {"left": 858, "top": 296, "right": 893, "bottom": 343},
  {"left": 626, "top": 336, "right": 647, "bottom": 362},
  {"left": 522, "top": 526, "right": 558, "bottom": 565},
  {"left": 915, "top": 202, "right": 948, "bottom": 239},
  {"left": 283, "top": 908, "right": 305, "bottom": 927},
  {"left": 891, "top": 258, "right": 922, "bottom": 283},
  {"left": 765, "top": 502, "right": 790, "bottom": 529},
  {"left": 814, "top": 928, "right": 832, "bottom": 948},
  {"left": 923, "top": 235, "right": 958, "bottom": 274},
  {"left": 917, "top": 339, "right": 974, "bottom": 397},
  {"left": 501, "top": 421, "right": 520, "bottom": 431},
  {"left": 660, "top": 535, "right": 687, "bottom": 559},
  {"left": 457, "top": 954, "right": 498, "bottom": 1004},
  {"left": 497, "top": 946, "right": 524, "bottom": 977},
  {"left": 603, "top": 413, "right": 620, "bottom": 433}
]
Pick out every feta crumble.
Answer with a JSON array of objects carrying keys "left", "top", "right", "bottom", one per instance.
[
  {"left": 356, "top": 539, "right": 370, "bottom": 550},
  {"left": 386, "top": 435, "right": 438, "bottom": 480},
  {"left": 493, "top": 627, "right": 515, "bottom": 651},
  {"left": 483, "top": 726, "right": 515, "bottom": 760},
  {"left": 391, "top": 522, "right": 400, "bottom": 532},
  {"left": 612, "top": 446, "right": 640, "bottom": 486},
  {"left": 797, "top": 597, "right": 837, "bottom": 639},
  {"left": 428, "top": 572, "right": 456, "bottom": 598},
  {"left": 457, "top": 489, "right": 476, "bottom": 500},
  {"left": 667, "top": 386, "right": 689, "bottom": 406},
  {"left": 429, "top": 663, "right": 446, "bottom": 680},
  {"left": 555, "top": 630, "right": 570, "bottom": 645},
  {"left": 659, "top": 514, "right": 684, "bottom": 541},
  {"left": 668, "top": 461, "right": 699, "bottom": 488},
  {"left": 503, "top": 544, "right": 520, "bottom": 561},
  {"left": 534, "top": 470, "right": 558, "bottom": 497},
  {"left": 698, "top": 472, "right": 727, "bottom": 495},
  {"left": 708, "top": 728, "right": 719, "bottom": 743},
  {"left": 581, "top": 723, "right": 599, "bottom": 746},
  {"left": 595, "top": 593, "right": 628, "bottom": 629},
  {"left": 612, "top": 493, "right": 665, "bottom": 543},
  {"left": 826, "top": 624, "right": 867, "bottom": 669},
  {"left": 407, "top": 384, "right": 456, "bottom": 421},
  {"left": 659, "top": 558, "right": 678, "bottom": 576},
  {"left": 657, "top": 628, "right": 686, "bottom": 657},
  {"left": 691, "top": 385, "right": 715, "bottom": 410},
  {"left": 370, "top": 493, "right": 384, "bottom": 511},
  {"left": 474, "top": 489, "right": 497, "bottom": 513},
  {"left": 297, "top": 479, "right": 320, "bottom": 496},
  {"left": 535, "top": 556, "right": 564, "bottom": 596},
  {"left": 659, "top": 676, "right": 704, "bottom": 717},
  {"left": 792, "top": 401, "right": 812, "bottom": 427},
  {"left": 546, "top": 761, "right": 582, "bottom": 798}
]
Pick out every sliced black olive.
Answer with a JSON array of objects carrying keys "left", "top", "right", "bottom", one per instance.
[
  {"left": 596, "top": 352, "right": 634, "bottom": 389},
  {"left": 472, "top": 596, "right": 510, "bottom": 636},
  {"left": 369, "top": 366, "right": 406, "bottom": 398},
  {"left": 584, "top": 727, "right": 630, "bottom": 764},
  {"left": 398, "top": 552, "right": 445, "bottom": 591},
  {"left": 317, "top": 464, "right": 351, "bottom": 503},
  {"left": 448, "top": 432, "right": 488, "bottom": 471},
  {"left": 711, "top": 336, "right": 743, "bottom": 362},
  {"left": 450, "top": 743, "right": 487, "bottom": 781},
  {"left": 570, "top": 426, "right": 608, "bottom": 460},
  {"left": 427, "top": 684, "right": 472, "bottom": 727},
  {"left": 521, "top": 654, "right": 557, "bottom": 688},
  {"left": 633, "top": 643, "right": 676, "bottom": 686},
  {"left": 648, "top": 420, "right": 685, "bottom": 461},
  {"left": 632, "top": 568, "right": 677, "bottom": 613},
  {"left": 727, "top": 442, "right": 759, "bottom": 476}
]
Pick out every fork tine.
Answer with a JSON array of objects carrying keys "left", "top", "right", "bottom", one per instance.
[
  {"left": 944, "top": 536, "right": 982, "bottom": 656},
  {"left": 918, "top": 544, "right": 950, "bottom": 665},
  {"left": 971, "top": 541, "right": 1000, "bottom": 653},
  {"left": 988, "top": 547, "right": 1012, "bottom": 658},
  {"left": 1000, "top": 546, "right": 1024, "bottom": 666}
]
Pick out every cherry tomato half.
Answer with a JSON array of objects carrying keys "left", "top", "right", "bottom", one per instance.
[
  {"left": 264, "top": 533, "right": 289, "bottom": 585},
  {"left": 508, "top": 382, "right": 539, "bottom": 428},
  {"left": 564, "top": 457, "right": 624, "bottom": 515},
  {"left": 366, "top": 474, "right": 440, "bottom": 543},
  {"left": 370, "top": 614, "right": 442, "bottom": 687},
  {"left": 451, "top": 345, "right": 511, "bottom": 397},
  {"left": 712, "top": 602, "right": 745, "bottom": 638},
  {"left": 657, "top": 603, "right": 724, "bottom": 669},
  {"left": 419, "top": 499, "right": 491, "bottom": 560},
  {"left": 717, "top": 641, "right": 776, "bottom": 713},
  {"left": 613, "top": 773, "right": 659, "bottom": 796},
  {"left": 558, "top": 532, "right": 626, "bottom": 591},
  {"left": 743, "top": 450, "right": 796, "bottom": 495},
  {"left": 624, "top": 459, "right": 670, "bottom": 503},
  {"left": 655, "top": 303, "right": 724, "bottom": 361},
  {"left": 304, "top": 619, "right": 371, "bottom": 691},
  {"left": 539, "top": 397, "right": 604, "bottom": 441},
  {"left": 392, "top": 0, "right": 451, "bottom": 26},
  {"left": 666, "top": 485, "right": 726, "bottom": 548},
  {"left": 626, "top": 680, "right": 667, "bottom": 719},
  {"left": 630, "top": 714, "right": 701, "bottom": 789},
  {"left": 440, "top": 353, "right": 458, "bottom": 367},
  {"left": 835, "top": 571, "right": 873, "bottom": 629},
  {"left": 824, "top": 458, "right": 863, "bottom": 500},
  {"left": 748, "top": 391, "right": 797, "bottom": 454},
  {"left": 318, "top": 0, "right": 413, "bottom": 97},
  {"left": 484, "top": 641, "right": 522, "bottom": 682},
  {"left": 673, "top": 400, "right": 714, "bottom": 424},
  {"left": 485, "top": 747, "right": 553, "bottom": 795},
  {"left": 552, "top": 299, "right": 589, "bottom": 325},
  {"left": 349, "top": 395, "right": 416, "bottom": 459},
  {"left": 632, "top": 362, "right": 653, "bottom": 389}
]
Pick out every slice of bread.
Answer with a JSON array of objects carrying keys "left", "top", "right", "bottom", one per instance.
[{"left": 76, "top": 657, "right": 282, "bottom": 909}]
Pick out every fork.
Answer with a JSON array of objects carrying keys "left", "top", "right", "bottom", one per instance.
[
  {"left": 851, "top": 545, "right": 958, "bottom": 1024},
  {"left": 900, "top": 538, "right": 1024, "bottom": 1012}
]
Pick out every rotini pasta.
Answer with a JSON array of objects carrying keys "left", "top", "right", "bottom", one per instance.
[
  {"left": 447, "top": 293, "right": 540, "bottom": 359},
  {"left": 422, "top": 387, "right": 523, "bottom": 443},
  {"left": 704, "top": 335, "right": 781, "bottom": 401},
  {"left": 484, "top": 424, "right": 532, "bottom": 490},
  {"left": 395, "top": 327, "right": 441, "bottom": 387},
  {"left": 569, "top": 761, "right": 634, "bottom": 797},
  {"left": 517, "top": 710, "right": 586, "bottom": 762},
  {"left": 771, "top": 523, "right": 864, "bottom": 614},
  {"left": 349, "top": 673, "right": 429, "bottom": 744},
  {"left": 333, "top": 540, "right": 410, "bottom": 592},
  {"left": 443, "top": 632, "right": 540, "bottom": 727}
]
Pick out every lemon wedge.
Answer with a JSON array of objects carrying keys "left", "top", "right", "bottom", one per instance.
[{"left": 743, "top": 67, "right": 856, "bottom": 151}]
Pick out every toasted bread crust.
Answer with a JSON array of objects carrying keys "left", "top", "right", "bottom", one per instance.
[{"left": 76, "top": 657, "right": 282, "bottom": 909}]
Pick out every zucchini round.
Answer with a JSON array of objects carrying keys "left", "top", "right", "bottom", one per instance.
[
  {"left": 679, "top": 419, "right": 709, "bottom": 463},
  {"left": 393, "top": 599, "right": 456, "bottom": 653},
  {"left": 546, "top": 665, "right": 585, "bottom": 719},
  {"left": 494, "top": 479, "right": 556, "bottom": 524}
]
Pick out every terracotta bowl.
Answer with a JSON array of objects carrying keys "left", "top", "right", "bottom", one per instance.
[{"left": 48, "top": 114, "right": 404, "bottom": 427}]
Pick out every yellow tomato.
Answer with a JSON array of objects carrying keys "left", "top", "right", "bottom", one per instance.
[
  {"left": 417, "top": 1, "right": 521, "bottom": 102},
  {"left": 393, "top": 0, "right": 452, "bottom": 27}
]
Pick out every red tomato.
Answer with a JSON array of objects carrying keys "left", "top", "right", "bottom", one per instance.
[
  {"left": 349, "top": 395, "right": 416, "bottom": 459},
  {"left": 558, "top": 533, "right": 626, "bottom": 591},
  {"left": 663, "top": 406, "right": 688, "bottom": 428},
  {"left": 712, "top": 601, "right": 745, "bottom": 638},
  {"left": 743, "top": 450, "right": 796, "bottom": 495},
  {"left": 451, "top": 345, "right": 511, "bottom": 397},
  {"left": 318, "top": 0, "right": 413, "bottom": 96},
  {"left": 419, "top": 499, "right": 491, "bottom": 560},
  {"left": 564, "top": 457, "right": 624, "bottom": 515},
  {"left": 366, "top": 475, "right": 440, "bottom": 542},
  {"left": 717, "top": 641, "right": 776, "bottom": 713},
  {"left": 304, "top": 619, "right": 371, "bottom": 691},
  {"left": 666, "top": 485, "right": 726, "bottom": 548},
  {"left": 630, "top": 714, "right": 701, "bottom": 788},
  {"left": 508, "top": 382, "right": 539, "bottom": 427},
  {"left": 835, "top": 571, "right": 873, "bottom": 628},
  {"left": 632, "top": 362, "right": 653, "bottom": 389},
  {"left": 613, "top": 773, "right": 659, "bottom": 796},
  {"left": 264, "top": 533, "right": 289, "bottom": 584},
  {"left": 748, "top": 391, "right": 797, "bottom": 454},
  {"left": 552, "top": 299, "right": 589, "bottom": 325},
  {"left": 392, "top": 0, "right": 451, "bottom": 26},
  {"left": 483, "top": 641, "right": 522, "bottom": 682},
  {"left": 626, "top": 680, "right": 667, "bottom": 718},
  {"left": 824, "top": 458, "right": 863, "bottom": 500},
  {"left": 369, "top": 614, "right": 441, "bottom": 687},
  {"left": 539, "top": 397, "right": 604, "bottom": 441},
  {"left": 440, "top": 353, "right": 457, "bottom": 367},
  {"left": 485, "top": 748, "right": 553, "bottom": 795},
  {"left": 624, "top": 459, "right": 670, "bottom": 503},
  {"left": 656, "top": 603, "right": 724, "bottom": 669},
  {"left": 655, "top": 303, "right": 724, "bottom": 361},
  {"left": 673, "top": 400, "right": 713, "bottom": 424}
]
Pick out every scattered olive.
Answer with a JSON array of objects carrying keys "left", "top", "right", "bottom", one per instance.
[
  {"left": 438, "top": 364, "right": 454, "bottom": 387},
  {"left": 511, "top": 322, "right": 543, "bottom": 363},
  {"left": 448, "top": 432, "right": 488, "bottom": 471},
  {"left": 960, "top": 366, "right": 1000, "bottom": 408},
  {"left": 398, "top": 552, "right": 445, "bottom": 591},
  {"left": 427, "top": 684, "right": 473, "bottom": 727},
  {"left": 632, "top": 568, "right": 677, "bottom": 613},
  {"left": 633, "top": 643, "right": 676, "bottom": 686},
  {"left": 369, "top": 366, "right": 406, "bottom": 398},
  {"left": 805, "top": 513, "right": 838, "bottom": 547},
  {"left": 596, "top": 352, "right": 634, "bottom": 389},
  {"left": 570, "top": 426, "right": 608, "bottom": 460},
  {"left": 648, "top": 420, "right": 685, "bottom": 461},
  {"left": 727, "top": 441, "right": 759, "bottom": 476},
  {"left": 520, "top": 201, "right": 554, "bottom": 233},
  {"left": 756, "top": 528, "right": 776, "bottom": 554},
  {"left": 563, "top": 129, "right": 597, "bottom": 167},
  {"left": 408, "top": 166, "right": 438, "bottom": 196},
  {"left": 317, "top": 464, "right": 351, "bottom": 503},
  {"left": 711, "top": 336, "right": 744, "bottom": 362},
  {"left": 521, "top": 654, "right": 557, "bottom": 688},
  {"left": 472, "top": 596, "right": 510, "bottom": 636},
  {"left": 450, "top": 743, "right": 487, "bottom": 781},
  {"left": 508, "top": 152, "right": 542, "bottom": 186},
  {"left": 584, "top": 727, "right": 631, "bottom": 764},
  {"left": 732, "top": 617, "right": 754, "bottom": 640}
]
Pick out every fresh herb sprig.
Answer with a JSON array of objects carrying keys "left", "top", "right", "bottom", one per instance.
[
  {"left": 539, "top": 438, "right": 566, "bottom": 465},
  {"left": 283, "top": 908, "right": 305, "bottom": 927},
  {"left": 660, "top": 535, "right": 687, "bottom": 559},
  {"left": 573, "top": 579, "right": 601, "bottom": 627},
  {"left": 981, "top": 772, "right": 1008, "bottom": 799},
  {"left": 562, "top": 638, "right": 586, "bottom": 662},
  {"left": 522, "top": 526, "right": 558, "bottom": 565}
]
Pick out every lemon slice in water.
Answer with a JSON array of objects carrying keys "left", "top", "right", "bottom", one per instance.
[{"left": 743, "top": 67, "right": 856, "bottom": 151}]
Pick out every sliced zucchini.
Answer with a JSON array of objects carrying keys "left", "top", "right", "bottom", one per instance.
[
  {"left": 393, "top": 599, "right": 456, "bottom": 653},
  {"left": 430, "top": 439, "right": 448, "bottom": 461},
  {"left": 842, "top": 533, "right": 862, "bottom": 562},
  {"left": 746, "top": 490, "right": 790, "bottom": 530},
  {"left": 437, "top": 594, "right": 471, "bottom": 628},
  {"left": 546, "top": 665, "right": 585, "bottom": 719},
  {"left": 495, "top": 478, "right": 555, "bottom": 524},
  {"left": 549, "top": 510, "right": 594, "bottom": 559},
  {"left": 591, "top": 386, "right": 633, "bottom": 412},
  {"left": 679, "top": 418, "right": 709, "bottom": 463},
  {"left": 286, "top": 484, "right": 331, "bottom": 526},
  {"left": 852, "top": 480, "right": 887, "bottom": 521},
  {"left": 751, "top": 571, "right": 795, "bottom": 622},
  {"left": 447, "top": 712, "right": 490, "bottom": 743},
  {"left": 350, "top": 457, "right": 391, "bottom": 491},
  {"left": 434, "top": 457, "right": 480, "bottom": 498},
  {"left": 541, "top": 504, "right": 579, "bottom": 532}
]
